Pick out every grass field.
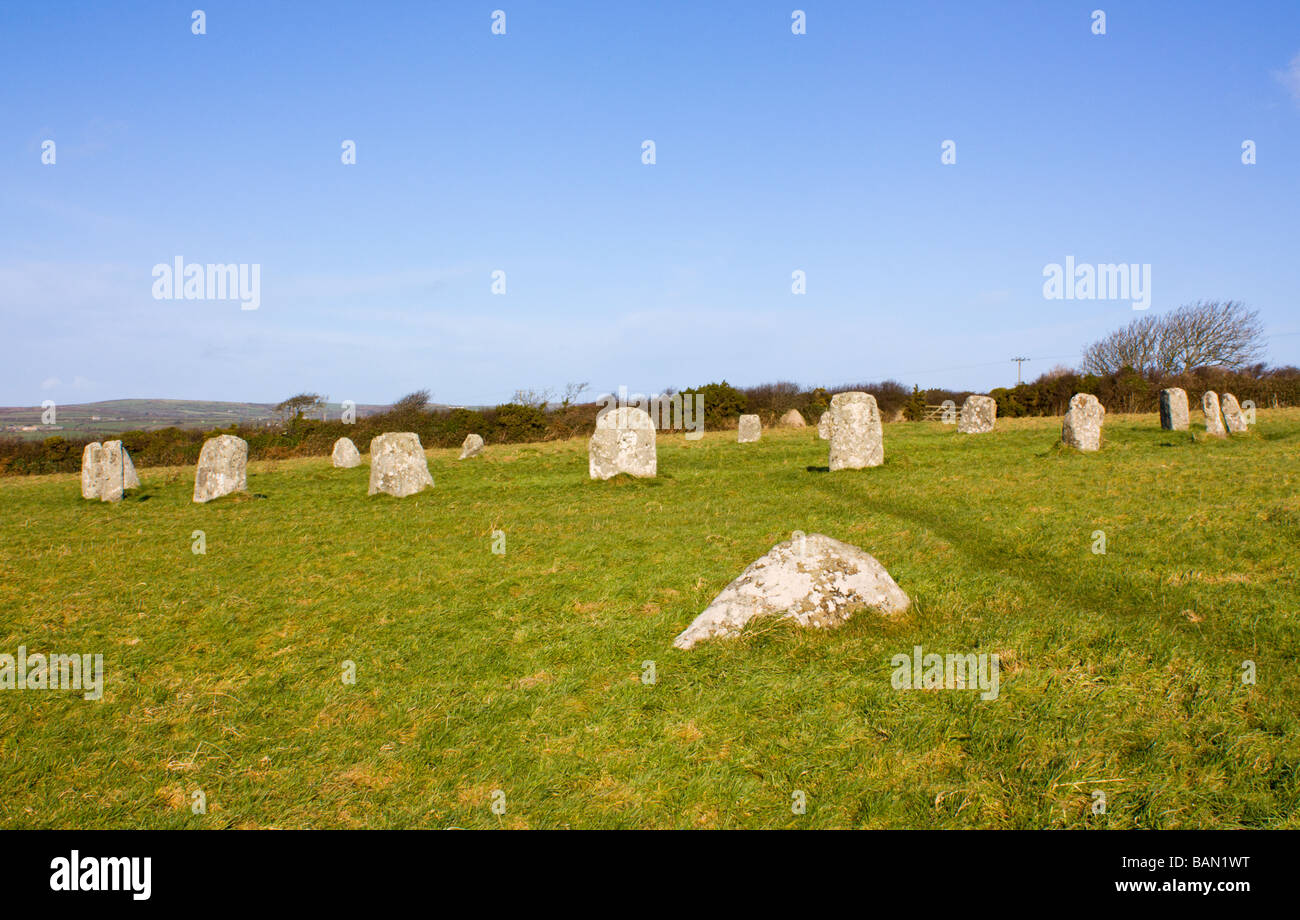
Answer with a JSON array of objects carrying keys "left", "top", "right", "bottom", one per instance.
[{"left": 1, "top": 411, "right": 1298, "bottom": 829}]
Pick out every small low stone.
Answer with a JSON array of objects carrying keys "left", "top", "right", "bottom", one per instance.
[
  {"left": 331, "top": 437, "right": 361, "bottom": 468},
  {"left": 778, "top": 409, "right": 807, "bottom": 428},
  {"left": 673, "top": 533, "right": 910, "bottom": 649},
  {"left": 459, "top": 433, "right": 485, "bottom": 459}
]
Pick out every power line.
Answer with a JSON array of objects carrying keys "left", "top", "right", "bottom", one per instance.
[{"left": 1011, "top": 357, "right": 1030, "bottom": 385}]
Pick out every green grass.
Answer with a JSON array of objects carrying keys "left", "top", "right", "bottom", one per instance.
[{"left": 2, "top": 411, "right": 1298, "bottom": 828}]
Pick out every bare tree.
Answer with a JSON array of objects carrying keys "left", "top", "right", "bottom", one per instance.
[
  {"left": 511, "top": 387, "right": 554, "bottom": 410},
  {"left": 1158, "top": 300, "right": 1265, "bottom": 372},
  {"left": 559, "top": 382, "right": 589, "bottom": 409},
  {"left": 1081, "top": 301, "right": 1265, "bottom": 375}
]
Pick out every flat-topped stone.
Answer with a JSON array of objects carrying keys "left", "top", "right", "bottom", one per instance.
[
  {"left": 1159, "top": 388, "right": 1189, "bottom": 431},
  {"left": 957, "top": 395, "right": 996, "bottom": 434},
  {"left": 737, "top": 414, "right": 761, "bottom": 443},
  {"left": 589, "top": 406, "right": 657, "bottom": 480},
  {"left": 368, "top": 432, "right": 433, "bottom": 497},
  {"left": 827, "top": 392, "right": 883, "bottom": 470},
  {"left": 1061, "top": 393, "right": 1104, "bottom": 451},
  {"left": 80, "top": 443, "right": 103, "bottom": 499}
]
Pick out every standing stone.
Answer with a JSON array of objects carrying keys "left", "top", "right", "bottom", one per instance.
[
  {"left": 1220, "top": 393, "right": 1248, "bottom": 433},
  {"left": 737, "top": 414, "right": 761, "bottom": 443},
  {"left": 331, "top": 437, "right": 361, "bottom": 468},
  {"left": 957, "top": 395, "right": 997, "bottom": 434},
  {"left": 778, "top": 409, "right": 807, "bottom": 428},
  {"left": 827, "top": 392, "right": 883, "bottom": 471},
  {"left": 1061, "top": 393, "right": 1104, "bottom": 451},
  {"left": 80, "top": 443, "right": 103, "bottom": 499},
  {"left": 1159, "top": 388, "right": 1189, "bottom": 431},
  {"left": 117, "top": 443, "right": 141, "bottom": 490},
  {"left": 1202, "top": 391, "right": 1226, "bottom": 438},
  {"left": 589, "top": 406, "right": 656, "bottom": 480},
  {"left": 193, "top": 434, "right": 249, "bottom": 503},
  {"left": 672, "top": 533, "right": 910, "bottom": 649},
  {"left": 368, "top": 432, "right": 433, "bottom": 497},
  {"left": 459, "top": 433, "right": 485, "bottom": 459},
  {"left": 817, "top": 412, "right": 831, "bottom": 440},
  {"left": 96, "top": 440, "right": 133, "bottom": 503}
]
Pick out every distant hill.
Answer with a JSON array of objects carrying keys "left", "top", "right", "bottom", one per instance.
[{"left": 0, "top": 399, "right": 396, "bottom": 441}]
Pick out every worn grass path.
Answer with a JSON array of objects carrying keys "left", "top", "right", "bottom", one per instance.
[{"left": 1, "top": 411, "right": 1297, "bottom": 828}]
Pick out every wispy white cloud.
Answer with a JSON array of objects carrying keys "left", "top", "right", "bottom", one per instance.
[{"left": 1275, "top": 52, "right": 1300, "bottom": 104}]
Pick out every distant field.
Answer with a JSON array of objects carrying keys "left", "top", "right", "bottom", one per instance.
[
  {"left": 1, "top": 412, "right": 1297, "bottom": 828},
  {"left": 0, "top": 399, "right": 393, "bottom": 441}
]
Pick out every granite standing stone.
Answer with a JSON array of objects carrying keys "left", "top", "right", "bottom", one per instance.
[
  {"left": 331, "top": 437, "right": 362, "bottom": 468},
  {"left": 367, "top": 432, "right": 434, "bottom": 497},
  {"left": 779, "top": 409, "right": 807, "bottom": 428},
  {"left": 1220, "top": 393, "right": 1248, "bottom": 433},
  {"left": 827, "top": 392, "right": 883, "bottom": 470},
  {"left": 672, "top": 533, "right": 910, "bottom": 649},
  {"left": 459, "top": 433, "right": 485, "bottom": 459},
  {"left": 1202, "top": 391, "right": 1226, "bottom": 438},
  {"left": 817, "top": 412, "right": 831, "bottom": 440},
  {"left": 1061, "top": 393, "right": 1105, "bottom": 451},
  {"left": 589, "top": 406, "right": 657, "bottom": 480},
  {"left": 1159, "top": 387, "right": 1189, "bottom": 431},
  {"left": 80, "top": 442, "right": 103, "bottom": 499},
  {"left": 96, "top": 440, "right": 132, "bottom": 503},
  {"left": 957, "top": 395, "right": 997, "bottom": 434},
  {"left": 193, "top": 435, "right": 249, "bottom": 503},
  {"left": 737, "top": 414, "right": 761, "bottom": 443}
]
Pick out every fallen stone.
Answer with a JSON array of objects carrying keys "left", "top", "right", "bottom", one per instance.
[
  {"left": 331, "top": 437, "right": 361, "bottom": 468},
  {"left": 957, "top": 395, "right": 997, "bottom": 434},
  {"left": 1220, "top": 393, "right": 1248, "bottom": 433},
  {"left": 368, "top": 432, "right": 434, "bottom": 497},
  {"left": 589, "top": 406, "right": 657, "bottom": 480},
  {"left": 459, "top": 433, "right": 485, "bottom": 459},
  {"left": 1202, "top": 391, "right": 1226, "bottom": 438},
  {"left": 827, "top": 392, "right": 883, "bottom": 470},
  {"left": 194, "top": 435, "right": 248, "bottom": 503},
  {"left": 737, "top": 414, "right": 761, "bottom": 443},
  {"left": 1061, "top": 393, "right": 1104, "bottom": 451},
  {"left": 1159, "top": 388, "right": 1189, "bottom": 431},
  {"left": 672, "top": 533, "right": 910, "bottom": 649}
]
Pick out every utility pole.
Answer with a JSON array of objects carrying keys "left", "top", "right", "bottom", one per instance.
[{"left": 1012, "top": 357, "right": 1030, "bottom": 385}]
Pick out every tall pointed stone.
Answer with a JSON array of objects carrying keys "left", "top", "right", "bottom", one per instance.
[{"left": 1220, "top": 393, "right": 1248, "bottom": 433}]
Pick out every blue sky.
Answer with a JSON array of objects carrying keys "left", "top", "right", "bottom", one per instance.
[{"left": 3, "top": 0, "right": 1298, "bottom": 406}]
